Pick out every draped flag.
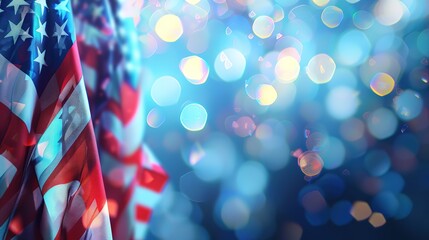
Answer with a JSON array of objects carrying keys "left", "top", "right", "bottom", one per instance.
[
  {"left": 73, "top": 0, "right": 169, "bottom": 239},
  {"left": 0, "top": 0, "right": 112, "bottom": 239}
]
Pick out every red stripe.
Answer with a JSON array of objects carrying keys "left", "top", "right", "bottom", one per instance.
[
  {"left": 135, "top": 205, "right": 151, "bottom": 223},
  {"left": 105, "top": 82, "right": 141, "bottom": 124},
  {"left": 76, "top": 39, "right": 100, "bottom": 69},
  {"left": 55, "top": 43, "right": 82, "bottom": 93},
  {"left": 136, "top": 167, "right": 168, "bottom": 193}
]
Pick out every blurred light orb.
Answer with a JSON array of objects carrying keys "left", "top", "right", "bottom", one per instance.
[
  {"left": 298, "top": 151, "right": 324, "bottom": 177},
  {"left": 395, "top": 194, "right": 413, "bottom": 219},
  {"left": 371, "top": 191, "right": 399, "bottom": 218},
  {"left": 180, "top": 56, "right": 209, "bottom": 85},
  {"left": 369, "top": 213, "right": 386, "bottom": 228},
  {"left": 147, "top": 108, "right": 166, "bottom": 128},
  {"left": 306, "top": 54, "right": 336, "bottom": 84},
  {"left": 151, "top": 76, "right": 181, "bottom": 106},
  {"left": 185, "top": 0, "right": 200, "bottom": 5},
  {"left": 180, "top": 103, "right": 208, "bottom": 131},
  {"left": 350, "top": 201, "right": 372, "bottom": 221},
  {"left": 214, "top": 48, "right": 246, "bottom": 82},
  {"left": 321, "top": 6, "right": 344, "bottom": 28},
  {"left": 336, "top": 30, "right": 371, "bottom": 66},
  {"left": 367, "top": 108, "right": 398, "bottom": 139},
  {"left": 353, "top": 10, "right": 374, "bottom": 30},
  {"left": 245, "top": 74, "right": 270, "bottom": 100},
  {"left": 312, "top": 0, "right": 330, "bottom": 7},
  {"left": 232, "top": 116, "right": 257, "bottom": 137},
  {"left": 236, "top": 161, "right": 269, "bottom": 196},
  {"left": 252, "top": 16, "right": 275, "bottom": 39},
  {"left": 256, "top": 84, "right": 278, "bottom": 106},
  {"left": 394, "top": 90, "right": 423, "bottom": 121},
  {"left": 275, "top": 56, "right": 300, "bottom": 83},
  {"left": 326, "top": 87, "right": 359, "bottom": 120},
  {"left": 364, "top": 150, "right": 391, "bottom": 177},
  {"left": 370, "top": 73, "right": 395, "bottom": 96},
  {"left": 373, "top": 0, "right": 404, "bottom": 26},
  {"left": 221, "top": 197, "right": 250, "bottom": 229},
  {"left": 320, "top": 137, "right": 346, "bottom": 170},
  {"left": 417, "top": 29, "right": 429, "bottom": 56},
  {"left": 155, "top": 14, "right": 183, "bottom": 42}
]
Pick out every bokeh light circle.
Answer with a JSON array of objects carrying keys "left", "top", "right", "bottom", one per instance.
[
  {"left": 364, "top": 150, "right": 391, "bottom": 177},
  {"left": 298, "top": 151, "right": 324, "bottom": 177},
  {"left": 180, "top": 103, "right": 208, "bottom": 131},
  {"left": 275, "top": 56, "right": 300, "bottom": 83},
  {"left": 151, "top": 76, "right": 181, "bottom": 106},
  {"left": 147, "top": 108, "right": 166, "bottom": 128},
  {"left": 373, "top": 0, "right": 404, "bottom": 26},
  {"left": 367, "top": 108, "right": 398, "bottom": 140},
  {"left": 256, "top": 84, "right": 278, "bottom": 106},
  {"left": 252, "top": 16, "right": 275, "bottom": 39},
  {"left": 394, "top": 90, "right": 423, "bottom": 121},
  {"left": 214, "top": 48, "right": 246, "bottom": 82},
  {"left": 155, "top": 14, "right": 183, "bottom": 42},
  {"left": 236, "top": 161, "right": 269, "bottom": 196},
  {"left": 321, "top": 6, "right": 344, "bottom": 28},
  {"left": 180, "top": 56, "right": 209, "bottom": 85},
  {"left": 353, "top": 10, "right": 374, "bottom": 30},
  {"left": 326, "top": 87, "right": 359, "bottom": 120},
  {"left": 306, "top": 54, "right": 336, "bottom": 84},
  {"left": 370, "top": 73, "right": 395, "bottom": 96}
]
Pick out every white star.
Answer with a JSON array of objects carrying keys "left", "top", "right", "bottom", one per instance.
[
  {"left": 52, "top": 20, "right": 68, "bottom": 43},
  {"left": 35, "top": 0, "right": 48, "bottom": 15},
  {"left": 0, "top": 8, "right": 3, "bottom": 13},
  {"left": 34, "top": 47, "right": 47, "bottom": 73},
  {"left": 5, "top": 19, "right": 24, "bottom": 44},
  {"left": 36, "top": 17, "right": 48, "bottom": 41},
  {"left": 20, "top": 27, "right": 32, "bottom": 41},
  {"left": 7, "top": 0, "right": 29, "bottom": 15},
  {"left": 56, "top": 0, "right": 70, "bottom": 12}
]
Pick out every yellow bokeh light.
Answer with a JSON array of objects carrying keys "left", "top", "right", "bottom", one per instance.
[
  {"left": 312, "top": 0, "right": 330, "bottom": 7},
  {"left": 257, "top": 84, "right": 277, "bottom": 106},
  {"left": 155, "top": 14, "right": 183, "bottom": 42},
  {"left": 186, "top": 0, "right": 201, "bottom": 5},
  {"left": 180, "top": 56, "right": 209, "bottom": 85},
  {"left": 275, "top": 56, "right": 300, "bottom": 83},
  {"left": 369, "top": 212, "right": 386, "bottom": 228},
  {"left": 370, "top": 73, "right": 395, "bottom": 96},
  {"left": 350, "top": 201, "right": 372, "bottom": 221}
]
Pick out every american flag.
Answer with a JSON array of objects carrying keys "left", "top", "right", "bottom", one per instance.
[
  {"left": 0, "top": 0, "right": 111, "bottom": 239},
  {"left": 73, "top": 0, "right": 168, "bottom": 239}
]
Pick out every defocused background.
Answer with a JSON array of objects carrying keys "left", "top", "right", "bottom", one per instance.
[{"left": 131, "top": 0, "right": 429, "bottom": 239}]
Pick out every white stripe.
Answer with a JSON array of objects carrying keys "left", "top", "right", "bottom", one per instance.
[
  {"left": 133, "top": 222, "right": 148, "bottom": 240},
  {"left": 88, "top": 202, "right": 113, "bottom": 240},
  {"left": 42, "top": 181, "right": 77, "bottom": 239},
  {"left": 0, "top": 54, "right": 37, "bottom": 132},
  {"left": 0, "top": 153, "right": 17, "bottom": 198},
  {"left": 134, "top": 186, "right": 161, "bottom": 209},
  {"left": 122, "top": 95, "right": 144, "bottom": 156},
  {"left": 33, "top": 79, "right": 91, "bottom": 189},
  {"left": 81, "top": 63, "right": 97, "bottom": 92},
  {"left": 101, "top": 111, "right": 123, "bottom": 145}
]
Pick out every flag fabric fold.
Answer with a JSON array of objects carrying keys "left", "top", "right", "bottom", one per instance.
[
  {"left": 73, "top": 0, "right": 169, "bottom": 239},
  {"left": 0, "top": 0, "right": 112, "bottom": 239}
]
